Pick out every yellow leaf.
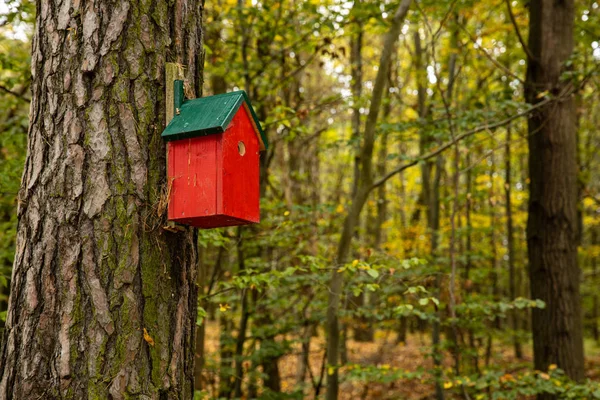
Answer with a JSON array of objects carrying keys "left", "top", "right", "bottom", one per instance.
[
  {"left": 443, "top": 381, "right": 453, "bottom": 389},
  {"left": 403, "top": 107, "right": 419, "bottom": 120},
  {"left": 274, "top": 34, "right": 283, "bottom": 42},
  {"left": 328, "top": 366, "right": 335, "bottom": 375},
  {"left": 284, "top": 210, "right": 290, "bottom": 216},
  {"left": 336, "top": 204, "right": 344, "bottom": 213},
  {"left": 539, "top": 372, "right": 550, "bottom": 380},
  {"left": 536, "top": 90, "right": 549, "bottom": 99},
  {"left": 143, "top": 328, "right": 155, "bottom": 347},
  {"left": 352, "top": 260, "right": 359, "bottom": 267},
  {"left": 548, "top": 364, "right": 557, "bottom": 371},
  {"left": 219, "top": 303, "right": 230, "bottom": 312}
]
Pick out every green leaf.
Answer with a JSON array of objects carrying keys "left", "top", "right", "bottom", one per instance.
[{"left": 366, "top": 268, "right": 379, "bottom": 279}]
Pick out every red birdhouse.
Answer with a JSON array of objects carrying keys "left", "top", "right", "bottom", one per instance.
[{"left": 162, "top": 81, "right": 268, "bottom": 229}]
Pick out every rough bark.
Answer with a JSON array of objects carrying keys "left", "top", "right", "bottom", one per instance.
[
  {"left": 525, "top": 0, "right": 585, "bottom": 387},
  {"left": 0, "top": 0, "right": 203, "bottom": 398}
]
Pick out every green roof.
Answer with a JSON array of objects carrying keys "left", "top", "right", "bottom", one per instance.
[{"left": 162, "top": 84, "right": 268, "bottom": 150}]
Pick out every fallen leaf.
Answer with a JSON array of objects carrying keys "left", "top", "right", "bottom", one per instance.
[{"left": 143, "top": 328, "right": 155, "bottom": 347}]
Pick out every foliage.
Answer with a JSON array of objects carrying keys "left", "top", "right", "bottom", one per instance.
[{"left": 1, "top": 0, "right": 600, "bottom": 398}]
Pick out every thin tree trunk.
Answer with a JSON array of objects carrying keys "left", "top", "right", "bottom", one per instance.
[
  {"left": 350, "top": 8, "right": 364, "bottom": 199},
  {"left": 195, "top": 247, "right": 207, "bottom": 390},
  {"left": 592, "top": 229, "right": 599, "bottom": 344},
  {"left": 348, "top": 2, "right": 373, "bottom": 344},
  {"left": 486, "top": 152, "right": 499, "bottom": 365},
  {"left": 465, "top": 152, "right": 479, "bottom": 373},
  {"left": 233, "top": 228, "right": 250, "bottom": 398},
  {"left": 0, "top": 1, "right": 203, "bottom": 398},
  {"left": 430, "top": 157, "right": 444, "bottom": 400},
  {"left": 525, "top": 0, "right": 585, "bottom": 389},
  {"left": 505, "top": 125, "right": 522, "bottom": 359},
  {"left": 465, "top": 152, "right": 473, "bottom": 283},
  {"left": 414, "top": 27, "right": 444, "bottom": 400},
  {"left": 218, "top": 316, "right": 234, "bottom": 399},
  {"left": 325, "top": 2, "right": 412, "bottom": 399},
  {"left": 296, "top": 320, "right": 314, "bottom": 385}
]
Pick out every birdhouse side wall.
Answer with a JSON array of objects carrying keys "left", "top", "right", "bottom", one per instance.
[{"left": 221, "top": 106, "right": 261, "bottom": 223}]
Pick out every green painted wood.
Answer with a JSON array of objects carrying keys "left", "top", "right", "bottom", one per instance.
[
  {"left": 165, "top": 63, "right": 185, "bottom": 124},
  {"left": 161, "top": 90, "right": 268, "bottom": 150},
  {"left": 174, "top": 80, "right": 184, "bottom": 114}
]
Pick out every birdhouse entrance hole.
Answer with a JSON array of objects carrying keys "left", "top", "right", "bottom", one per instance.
[{"left": 238, "top": 141, "right": 246, "bottom": 156}]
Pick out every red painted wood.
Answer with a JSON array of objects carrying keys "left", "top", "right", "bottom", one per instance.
[
  {"left": 168, "top": 136, "right": 219, "bottom": 221},
  {"left": 221, "top": 105, "right": 260, "bottom": 223},
  {"left": 167, "top": 106, "right": 260, "bottom": 228}
]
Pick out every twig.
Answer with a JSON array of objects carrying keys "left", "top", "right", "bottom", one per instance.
[
  {"left": 457, "top": 22, "right": 525, "bottom": 84},
  {"left": 0, "top": 84, "right": 30, "bottom": 103},
  {"left": 202, "top": 287, "right": 235, "bottom": 299},
  {"left": 371, "top": 98, "right": 552, "bottom": 190},
  {"left": 504, "top": 0, "right": 534, "bottom": 61}
]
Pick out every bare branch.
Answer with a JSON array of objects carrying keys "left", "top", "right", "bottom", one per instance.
[
  {"left": 370, "top": 98, "right": 552, "bottom": 190},
  {"left": 0, "top": 84, "right": 30, "bottom": 103},
  {"left": 505, "top": 0, "right": 534, "bottom": 61},
  {"left": 457, "top": 22, "right": 525, "bottom": 84}
]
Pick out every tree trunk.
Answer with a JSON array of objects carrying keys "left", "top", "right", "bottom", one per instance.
[
  {"left": 414, "top": 27, "right": 444, "bottom": 400},
  {"left": 525, "top": 0, "right": 585, "bottom": 387},
  {"left": 592, "top": 229, "right": 599, "bottom": 344},
  {"left": 464, "top": 152, "right": 473, "bottom": 283},
  {"left": 505, "top": 125, "right": 522, "bottom": 359},
  {"left": 0, "top": 1, "right": 204, "bottom": 398},
  {"left": 350, "top": 9, "right": 363, "bottom": 200},
  {"left": 348, "top": 3, "right": 374, "bottom": 344},
  {"left": 195, "top": 247, "right": 207, "bottom": 391},
  {"left": 325, "top": 2, "right": 412, "bottom": 399}
]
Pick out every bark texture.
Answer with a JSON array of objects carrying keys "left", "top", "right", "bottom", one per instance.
[
  {"left": 525, "top": 0, "right": 585, "bottom": 386},
  {"left": 0, "top": 0, "right": 204, "bottom": 398}
]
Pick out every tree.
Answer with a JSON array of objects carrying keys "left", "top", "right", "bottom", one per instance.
[
  {"left": 0, "top": 0, "right": 203, "bottom": 398},
  {"left": 325, "top": 1, "right": 412, "bottom": 398},
  {"left": 525, "top": 0, "right": 585, "bottom": 388}
]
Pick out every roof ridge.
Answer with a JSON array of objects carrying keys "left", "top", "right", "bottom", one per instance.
[{"left": 161, "top": 90, "right": 268, "bottom": 150}]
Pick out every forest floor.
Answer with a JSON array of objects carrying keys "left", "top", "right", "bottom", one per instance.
[{"left": 201, "top": 320, "right": 600, "bottom": 399}]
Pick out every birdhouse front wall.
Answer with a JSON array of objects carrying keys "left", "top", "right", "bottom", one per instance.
[{"left": 167, "top": 105, "right": 260, "bottom": 228}]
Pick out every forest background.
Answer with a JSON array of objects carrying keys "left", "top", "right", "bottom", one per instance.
[{"left": 1, "top": 0, "right": 600, "bottom": 399}]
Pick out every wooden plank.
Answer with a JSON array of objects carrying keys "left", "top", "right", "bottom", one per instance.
[
  {"left": 165, "top": 63, "right": 185, "bottom": 125},
  {"left": 168, "top": 136, "right": 220, "bottom": 222},
  {"left": 221, "top": 107, "right": 260, "bottom": 223},
  {"left": 165, "top": 63, "right": 185, "bottom": 230}
]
